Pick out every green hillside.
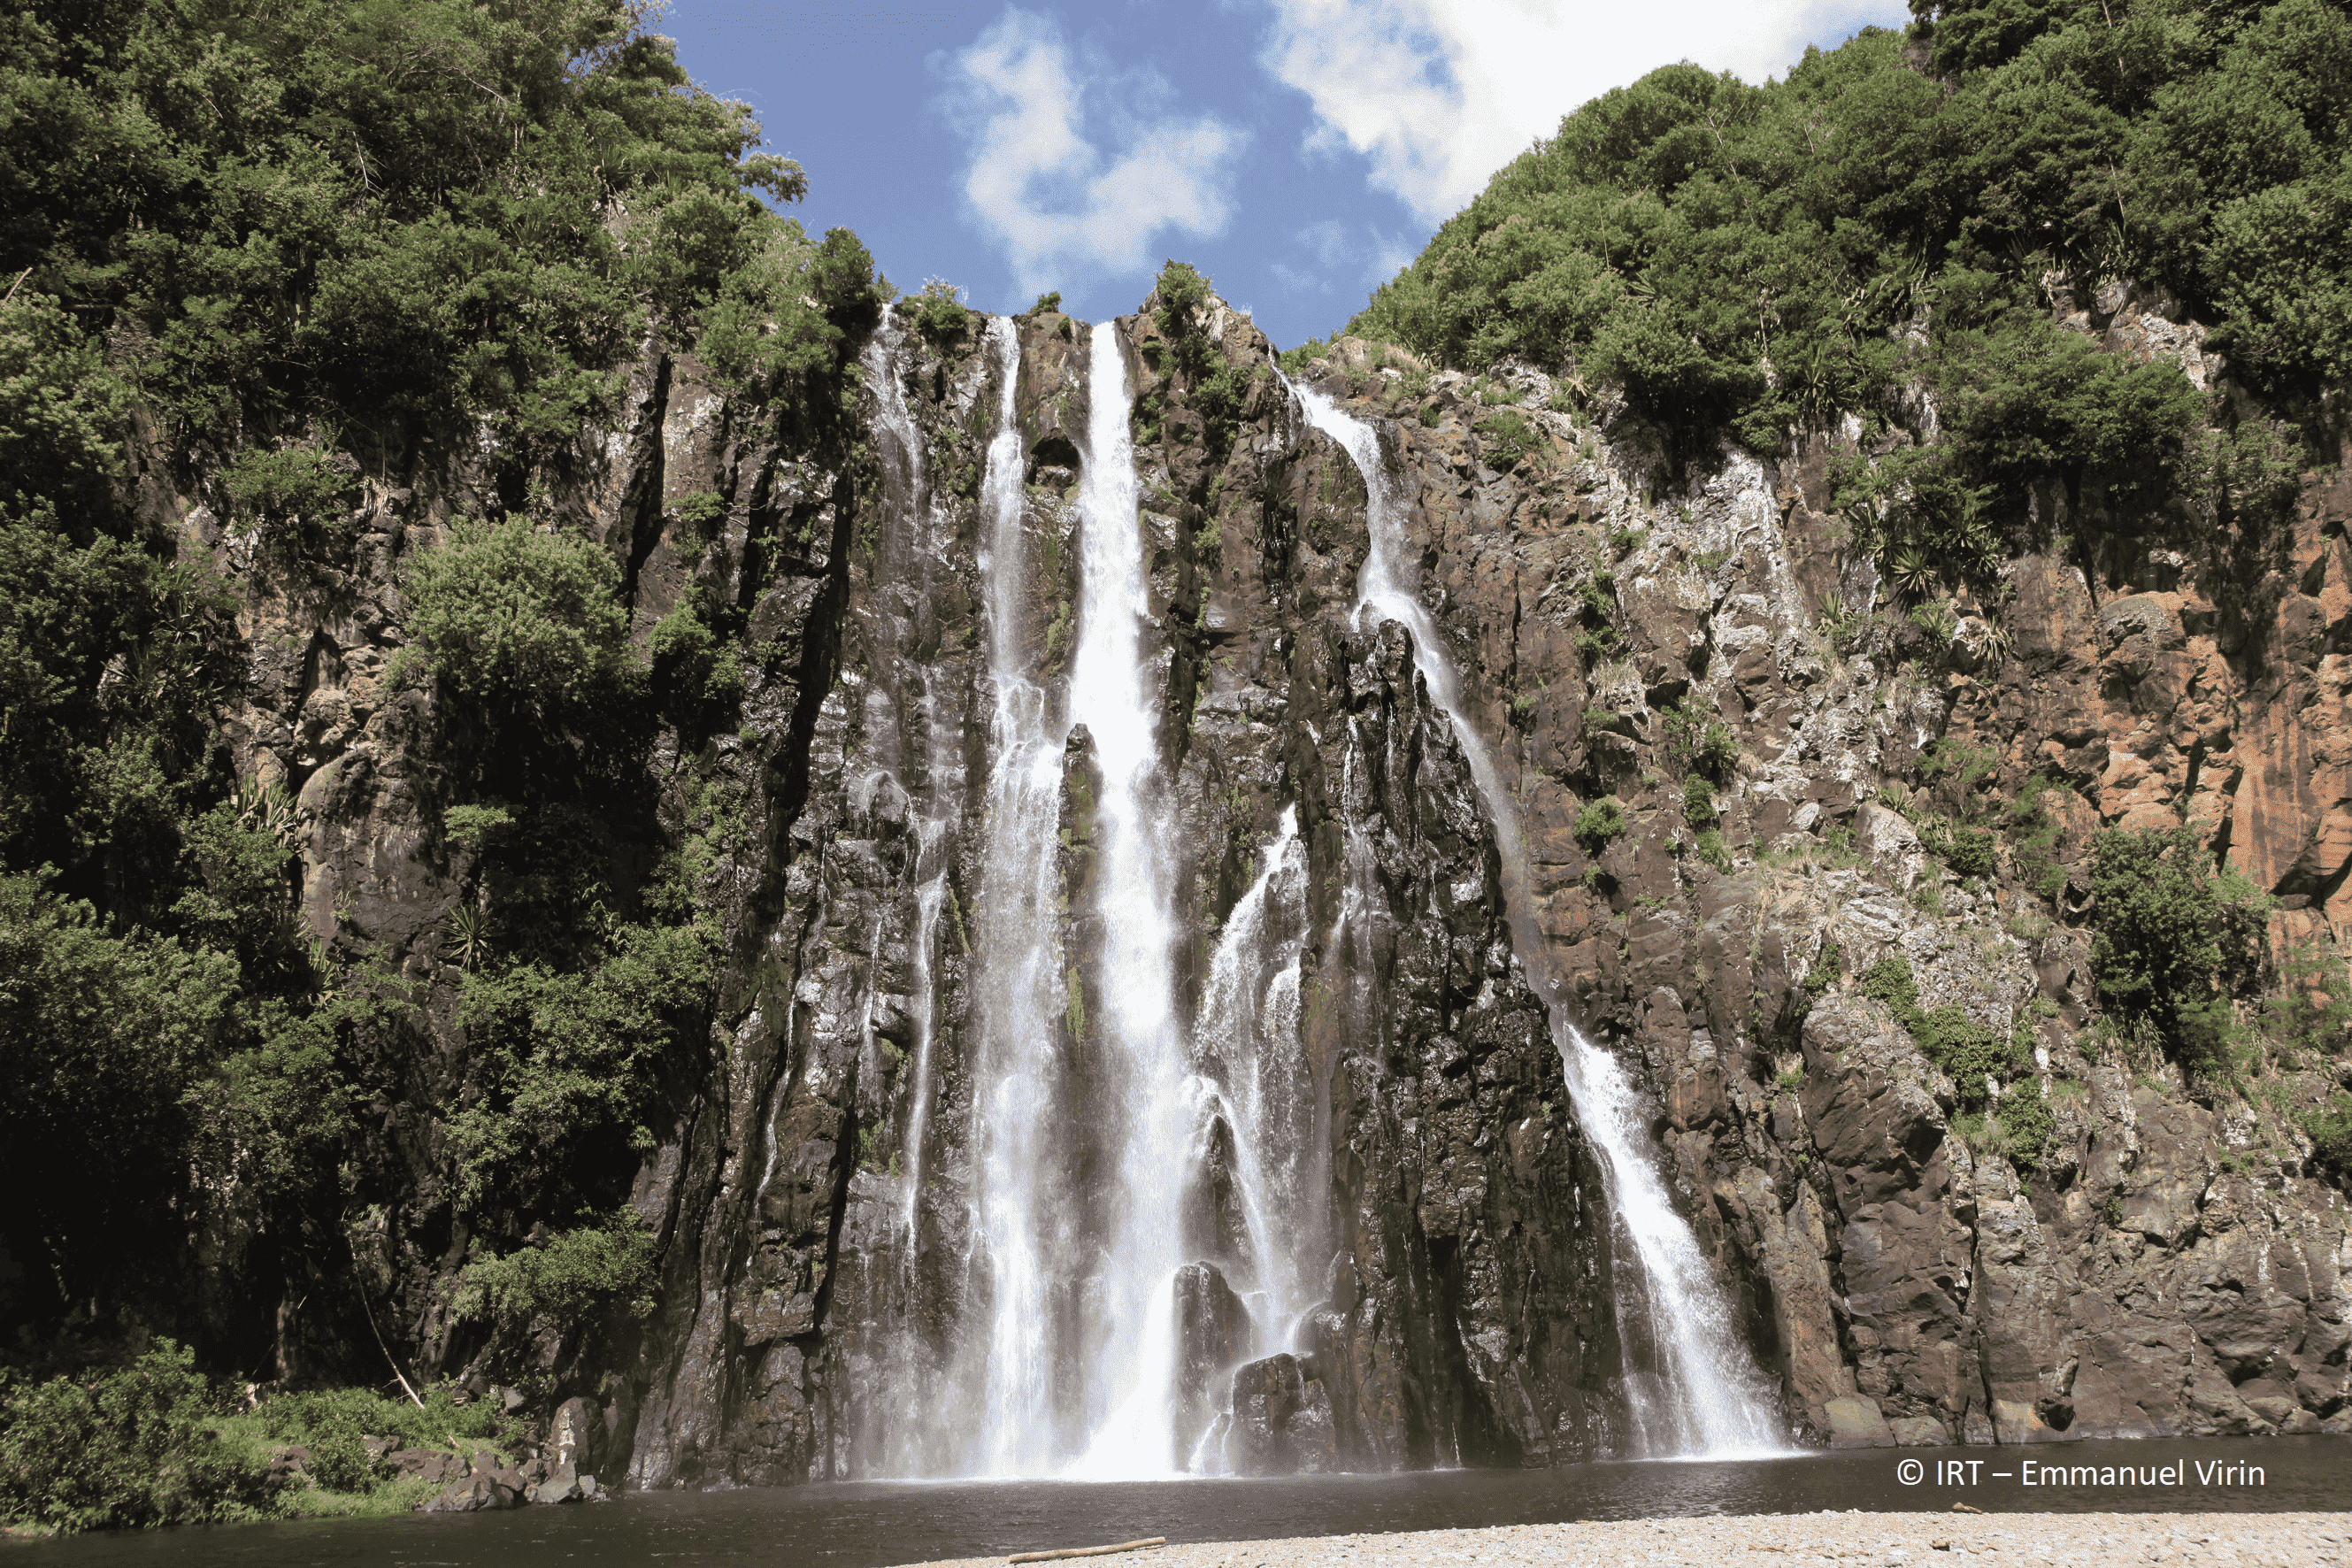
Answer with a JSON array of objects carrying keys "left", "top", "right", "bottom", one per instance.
[{"left": 1348, "top": 0, "right": 2348, "bottom": 572}]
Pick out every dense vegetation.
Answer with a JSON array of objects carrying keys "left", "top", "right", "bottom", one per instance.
[
  {"left": 0, "top": 0, "right": 885, "bottom": 1485},
  {"left": 0, "top": 1341, "right": 518, "bottom": 1530},
  {"left": 1345, "top": 0, "right": 2340, "bottom": 577}
]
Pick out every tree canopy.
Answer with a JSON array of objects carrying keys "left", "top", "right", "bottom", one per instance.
[
  {"left": 1348, "top": 0, "right": 2348, "bottom": 541},
  {"left": 0, "top": 0, "right": 876, "bottom": 1346}
]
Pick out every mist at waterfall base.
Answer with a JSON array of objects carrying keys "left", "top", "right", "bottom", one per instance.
[{"left": 15, "top": 1441, "right": 2343, "bottom": 1568}]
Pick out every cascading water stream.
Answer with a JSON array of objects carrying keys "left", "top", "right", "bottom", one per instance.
[
  {"left": 1060, "top": 319, "right": 1190, "bottom": 1480},
  {"left": 1289, "top": 381, "right": 1787, "bottom": 1458},
  {"left": 864, "top": 311, "right": 960, "bottom": 1237},
  {"left": 968, "top": 313, "right": 1072, "bottom": 1477},
  {"left": 1192, "top": 808, "right": 1314, "bottom": 1334},
  {"left": 852, "top": 309, "right": 972, "bottom": 1475},
  {"left": 956, "top": 319, "right": 1327, "bottom": 1479}
]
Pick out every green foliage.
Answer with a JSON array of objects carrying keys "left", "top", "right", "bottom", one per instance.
[
  {"left": 0, "top": 525, "right": 242, "bottom": 903},
  {"left": 1154, "top": 261, "right": 1214, "bottom": 350},
  {"left": 0, "top": 0, "right": 876, "bottom": 1376},
  {"left": 450, "top": 919, "right": 713, "bottom": 1216},
  {"left": 1860, "top": 954, "right": 1920, "bottom": 1012},
  {"left": 1858, "top": 953, "right": 2029, "bottom": 1110},
  {"left": 1573, "top": 795, "right": 1628, "bottom": 851},
  {"left": 1151, "top": 261, "right": 1256, "bottom": 461},
  {"left": 2262, "top": 942, "right": 2352, "bottom": 1061},
  {"left": 1806, "top": 940, "right": 1845, "bottom": 1001},
  {"left": 1915, "top": 1006, "right": 2018, "bottom": 1107},
  {"left": 697, "top": 223, "right": 881, "bottom": 394},
  {"left": 4, "top": 0, "right": 816, "bottom": 458},
  {"left": 1682, "top": 772, "right": 1718, "bottom": 826},
  {"left": 648, "top": 589, "right": 745, "bottom": 732},
  {"left": 395, "top": 519, "right": 635, "bottom": 714},
  {"left": 1946, "top": 824, "right": 1996, "bottom": 880},
  {"left": 0, "top": 1357, "right": 519, "bottom": 1533},
  {"left": 220, "top": 443, "right": 358, "bottom": 555},
  {"left": 1695, "top": 828, "right": 1732, "bottom": 872},
  {"left": 452, "top": 1209, "right": 658, "bottom": 1335},
  {"left": 1472, "top": 409, "right": 1543, "bottom": 469},
  {"left": 910, "top": 279, "right": 972, "bottom": 344},
  {"left": 1349, "top": 0, "right": 2345, "bottom": 484},
  {"left": 1889, "top": 545, "right": 1938, "bottom": 600},
  {"left": 0, "top": 292, "right": 132, "bottom": 525},
  {"left": 1993, "top": 1084, "right": 2056, "bottom": 1170},
  {"left": 1915, "top": 736, "right": 2002, "bottom": 813},
  {"left": 2005, "top": 775, "right": 2071, "bottom": 900},
  {"left": 0, "top": 874, "right": 239, "bottom": 1287},
  {"left": 2087, "top": 826, "right": 2271, "bottom": 1078},
  {"left": 1571, "top": 564, "right": 1621, "bottom": 665},
  {"left": 1277, "top": 334, "right": 1334, "bottom": 373},
  {"left": 1696, "top": 719, "right": 1739, "bottom": 779},
  {"left": 443, "top": 804, "right": 517, "bottom": 857},
  {"left": 1028, "top": 291, "right": 1063, "bottom": 315},
  {"left": 2304, "top": 1092, "right": 2352, "bottom": 1187},
  {"left": 1908, "top": 599, "right": 1959, "bottom": 651},
  {"left": 0, "top": 1341, "right": 272, "bottom": 1531},
  {"left": 250, "top": 1386, "right": 505, "bottom": 1495}
]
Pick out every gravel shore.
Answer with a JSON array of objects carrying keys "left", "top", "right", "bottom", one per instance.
[{"left": 892, "top": 1510, "right": 2352, "bottom": 1568}]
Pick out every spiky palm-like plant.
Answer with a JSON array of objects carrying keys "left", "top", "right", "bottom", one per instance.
[
  {"left": 443, "top": 903, "right": 493, "bottom": 971},
  {"left": 1889, "top": 545, "right": 1936, "bottom": 600}
]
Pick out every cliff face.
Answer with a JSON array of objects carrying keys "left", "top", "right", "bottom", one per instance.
[{"left": 194, "top": 284, "right": 2351, "bottom": 1487}]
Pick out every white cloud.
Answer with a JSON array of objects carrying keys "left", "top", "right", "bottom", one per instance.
[
  {"left": 1261, "top": 0, "right": 1903, "bottom": 225},
  {"left": 938, "top": 8, "right": 1248, "bottom": 295},
  {"left": 1278, "top": 219, "right": 1419, "bottom": 295},
  {"left": 1298, "top": 219, "right": 1350, "bottom": 266}
]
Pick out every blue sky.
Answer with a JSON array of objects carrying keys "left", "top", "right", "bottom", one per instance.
[{"left": 661, "top": 0, "right": 1910, "bottom": 350}]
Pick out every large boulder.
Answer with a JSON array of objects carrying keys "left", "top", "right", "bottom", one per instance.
[
  {"left": 385, "top": 1448, "right": 465, "bottom": 1485},
  {"left": 526, "top": 1463, "right": 603, "bottom": 1504},
  {"left": 425, "top": 1463, "right": 524, "bottom": 1512},
  {"left": 548, "top": 1395, "right": 605, "bottom": 1474},
  {"left": 1173, "top": 1261, "right": 1254, "bottom": 1464},
  {"left": 1223, "top": 1353, "right": 1339, "bottom": 1476}
]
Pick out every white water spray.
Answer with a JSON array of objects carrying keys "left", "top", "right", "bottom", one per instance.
[
  {"left": 1060, "top": 320, "right": 1189, "bottom": 1480},
  {"left": 1193, "top": 808, "right": 1315, "bottom": 1334},
  {"left": 1290, "top": 383, "right": 1787, "bottom": 1457},
  {"left": 969, "top": 314, "right": 1072, "bottom": 1476}
]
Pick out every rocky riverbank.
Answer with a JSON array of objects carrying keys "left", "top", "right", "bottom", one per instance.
[{"left": 891, "top": 1511, "right": 2352, "bottom": 1568}]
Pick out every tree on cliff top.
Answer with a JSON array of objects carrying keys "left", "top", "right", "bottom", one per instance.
[
  {"left": 1346, "top": 0, "right": 2348, "bottom": 492},
  {"left": 2, "top": 0, "right": 811, "bottom": 459}
]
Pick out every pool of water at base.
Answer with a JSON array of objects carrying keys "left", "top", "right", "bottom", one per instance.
[{"left": 7, "top": 1437, "right": 2344, "bottom": 1568}]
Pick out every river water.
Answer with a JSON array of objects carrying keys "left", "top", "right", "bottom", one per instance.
[{"left": 13, "top": 1439, "right": 2343, "bottom": 1568}]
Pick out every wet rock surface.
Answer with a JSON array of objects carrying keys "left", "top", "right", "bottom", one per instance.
[{"left": 186, "top": 281, "right": 2352, "bottom": 1490}]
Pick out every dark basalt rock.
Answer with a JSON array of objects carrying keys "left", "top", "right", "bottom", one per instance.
[
  {"left": 192, "top": 281, "right": 2352, "bottom": 1494},
  {"left": 1180, "top": 1116, "right": 1257, "bottom": 1286},
  {"left": 1224, "top": 1353, "right": 1339, "bottom": 1476},
  {"left": 1173, "top": 1261, "right": 1254, "bottom": 1462}
]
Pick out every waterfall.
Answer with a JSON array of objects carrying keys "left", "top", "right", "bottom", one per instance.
[
  {"left": 1191, "top": 808, "right": 1314, "bottom": 1331},
  {"left": 1290, "top": 383, "right": 1787, "bottom": 1458},
  {"left": 850, "top": 309, "right": 968, "bottom": 1475},
  {"left": 969, "top": 313, "right": 1072, "bottom": 1476},
  {"left": 1060, "top": 319, "right": 1190, "bottom": 1479},
  {"left": 951, "top": 319, "right": 1327, "bottom": 1480}
]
